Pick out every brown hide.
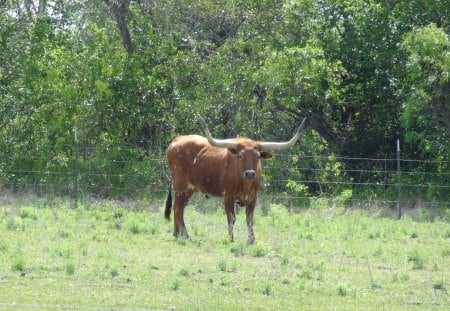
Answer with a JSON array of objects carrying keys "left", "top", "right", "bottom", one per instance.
[
  {"left": 166, "top": 135, "right": 272, "bottom": 243},
  {"left": 168, "top": 135, "right": 269, "bottom": 202}
]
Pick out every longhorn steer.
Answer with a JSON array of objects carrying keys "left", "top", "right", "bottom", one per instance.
[{"left": 165, "top": 117, "right": 306, "bottom": 244}]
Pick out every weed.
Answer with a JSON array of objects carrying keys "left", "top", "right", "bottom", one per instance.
[
  {"left": 268, "top": 203, "right": 290, "bottom": 226},
  {"left": 80, "top": 242, "right": 88, "bottom": 256},
  {"left": 281, "top": 277, "right": 290, "bottom": 285},
  {"left": 260, "top": 200, "right": 271, "bottom": 216},
  {"left": 368, "top": 231, "right": 381, "bottom": 239},
  {"left": 444, "top": 228, "right": 450, "bottom": 239},
  {"left": 373, "top": 245, "right": 383, "bottom": 257},
  {"left": 230, "top": 242, "right": 246, "bottom": 257},
  {"left": 218, "top": 259, "right": 227, "bottom": 272},
  {"left": 280, "top": 256, "right": 289, "bottom": 266},
  {"left": 58, "top": 229, "right": 70, "bottom": 239},
  {"left": 407, "top": 248, "right": 427, "bottom": 270},
  {"left": 337, "top": 284, "right": 347, "bottom": 296},
  {"left": 337, "top": 284, "right": 356, "bottom": 297},
  {"left": 432, "top": 278, "right": 445, "bottom": 290},
  {"left": 19, "top": 207, "right": 38, "bottom": 220},
  {"left": 171, "top": 280, "right": 180, "bottom": 291},
  {"left": 432, "top": 263, "right": 440, "bottom": 271},
  {"left": 333, "top": 189, "right": 353, "bottom": 207},
  {"left": 191, "top": 224, "right": 206, "bottom": 237},
  {"left": 410, "top": 231, "right": 419, "bottom": 239},
  {"left": 110, "top": 267, "right": 119, "bottom": 277},
  {"left": 6, "top": 217, "right": 20, "bottom": 231},
  {"left": 250, "top": 244, "right": 267, "bottom": 257},
  {"left": 442, "top": 246, "right": 450, "bottom": 257},
  {"left": 65, "top": 261, "right": 75, "bottom": 275},
  {"left": 12, "top": 255, "right": 26, "bottom": 272},
  {"left": 128, "top": 221, "right": 143, "bottom": 234},
  {"left": 262, "top": 284, "right": 272, "bottom": 296},
  {"left": 149, "top": 225, "right": 159, "bottom": 235},
  {"left": 109, "top": 220, "right": 123, "bottom": 230},
  {"left": 392, "top": 273, "right": 410, "bottom": 283},
  {"left": 179, "top": 268, "right": 189, "bottom": 277},
  {"left": 0, "top": 239, "right": 9, "bottom": 253},
  {"left": 113, "top": 208, "right": 128, "bottom": 219}
]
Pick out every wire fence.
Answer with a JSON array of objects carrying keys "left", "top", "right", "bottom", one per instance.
[{"left": 0, "top": 142, "right": 449, "bottom": 215}]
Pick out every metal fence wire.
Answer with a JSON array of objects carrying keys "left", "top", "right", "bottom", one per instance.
[{"left": 0, "top": 141, "right": 449, "bottom": 215}]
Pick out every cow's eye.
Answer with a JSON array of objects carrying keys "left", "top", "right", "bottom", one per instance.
[{"left": 238, "top": 153, "right": 244, "bottom": 160}]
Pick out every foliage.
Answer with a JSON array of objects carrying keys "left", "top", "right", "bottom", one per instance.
[
  {"left": 0, "top": 0, "right": 449, "bottom": 202},
  {"left": 401, "top": 24, "right": 450, "bottom": 162}
]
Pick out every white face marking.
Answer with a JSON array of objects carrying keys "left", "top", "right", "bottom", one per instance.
[{"left": 193, "top": 157, "right": 197, "bottom": 165}]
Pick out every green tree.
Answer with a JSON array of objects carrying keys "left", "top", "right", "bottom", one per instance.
[
  {"left": 399, "top": 24, "right": 449, "bottom": 199},
  {"left": 401, "top": 24, "right": 449, "bottom": 158}
]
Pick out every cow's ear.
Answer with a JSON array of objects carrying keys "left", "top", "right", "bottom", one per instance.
[
  {"left": 228, "top": 148, "right": 239, "bottom": 155},
  {"left": 260, "top": 151, "right": 272, "bottom": 159}
]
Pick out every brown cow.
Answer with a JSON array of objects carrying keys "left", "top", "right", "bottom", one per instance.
[{"left": 165, "top": 117, "right": 306, "bottom": 244}]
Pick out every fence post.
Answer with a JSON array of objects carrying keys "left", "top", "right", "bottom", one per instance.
[
  {"left": 73, "top": 127, "right": 79, "bottom": 209},
  {"left": 396, "top": 139, "right": 401, "bottom": 219}
]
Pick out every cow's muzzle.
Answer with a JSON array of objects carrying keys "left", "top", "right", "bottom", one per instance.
[{"left": 244, "top": 170, "right": 256, "bottom": 180}]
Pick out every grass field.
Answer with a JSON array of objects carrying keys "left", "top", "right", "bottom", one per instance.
[{"left": 0, "top": 195, "right": 449, "bottom": 310}]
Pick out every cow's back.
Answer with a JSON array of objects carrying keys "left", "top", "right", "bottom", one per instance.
[{"left": 167, "top": 135, "right": 230, "bottom": 195}]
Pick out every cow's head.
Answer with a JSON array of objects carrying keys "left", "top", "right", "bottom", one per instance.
[
  {"left": 224, "top": 139, "right": 273, "bottom": 180},
  {"left": 198, "top": 116, "right": 307, "bottom": 180}
]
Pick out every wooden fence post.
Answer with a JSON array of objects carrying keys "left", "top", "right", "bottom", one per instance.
[
  {"left": 396, "top": 139, "right": 401, "bottom": 219},
  {"left": 73, "top": 127, "right": 79, "bottom": 209}
]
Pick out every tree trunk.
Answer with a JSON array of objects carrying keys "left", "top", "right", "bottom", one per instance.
[{"left": 104, "top": 0, "right": 133, "bottom": 55}]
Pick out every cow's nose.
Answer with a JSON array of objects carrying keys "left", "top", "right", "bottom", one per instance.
[{"left": 244, "top": 170, "right": 256, "bottom": 179}]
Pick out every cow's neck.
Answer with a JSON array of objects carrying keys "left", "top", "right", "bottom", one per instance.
[{"left": 240, "top": 179, "right": 259, "bottom": 203}]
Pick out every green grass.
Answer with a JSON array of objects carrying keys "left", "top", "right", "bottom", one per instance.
[{"left": 0, "top": 198, "right": 449, "bottom": 310}]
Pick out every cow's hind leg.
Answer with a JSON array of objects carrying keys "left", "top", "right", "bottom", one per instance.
[
  {"left": 224, "top": 196, "right": 236, "bottom": 242},
  {"left": 173, "top": 189, "right": 193, "bottom": 240}
]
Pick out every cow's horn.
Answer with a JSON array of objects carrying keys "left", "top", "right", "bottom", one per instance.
[
  {"left": 198, "top": 116, "right": 238, "bottom": 149},
  {"left": 260, "top": 117, "right": 307, "bottom": 150}
]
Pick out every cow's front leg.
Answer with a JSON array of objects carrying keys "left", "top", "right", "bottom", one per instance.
[
  {"left": 246, "top": 202, "right": 256, "bottom": 244},
  {"left": 224, "top": 196, "right": 236, "bottom": 242},
  {"left": 173, "top": 190, "right": 192, "bottom": 240}
]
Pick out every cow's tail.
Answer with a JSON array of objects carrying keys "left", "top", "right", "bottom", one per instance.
[{"left": 164, "top": 183, "right": 172, "bottom": 221}]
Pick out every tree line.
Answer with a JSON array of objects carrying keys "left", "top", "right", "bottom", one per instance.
[{"left": 0, "top": 0, "right": 448, "bottom": 202}]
